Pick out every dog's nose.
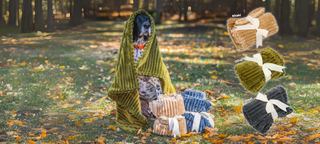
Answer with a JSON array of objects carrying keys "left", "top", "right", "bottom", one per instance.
[{"left": 144, "top": 23, "right": 150, "bottom": 28}]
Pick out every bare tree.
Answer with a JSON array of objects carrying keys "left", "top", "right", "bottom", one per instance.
[
  {"left": 279, "top": 0, "right": 293, "bottom": 35},
  {"left": 35, "top": 0, "right": 45, "bottom": 31},
  {"left": 297, "top": 0, "right": 310, "bottom": 37},
  {"left": 47, "top": 0, "right": 54, "bottom": 31},
  {"left": 69, "top": 0, "right": 83, "bottom": 26},
  {"left": 8, "top": 0, "right": 17, "bottom": 26},
  {"left": 0, "top": 0, "right": 5, "bottom": 25},
  {"left": 21, "top": 0, "right": 33, "bottom": 33}
]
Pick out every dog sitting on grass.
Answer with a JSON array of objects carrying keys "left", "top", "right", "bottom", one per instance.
[{"left": 133, "top": 14, "right": 163, "bottom": 120}]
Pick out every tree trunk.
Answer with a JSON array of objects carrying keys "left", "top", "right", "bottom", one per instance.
[
  {"left": 0, "top": 0, "right": 5, "bottom": 25},
  {"left": 154, "top": 0, "right": 163, "bottom": 24},
  {"left": 316, "top": 0, "right": 320, "bottom": 36},
  {"left": 143, "top": 0, "right": 149, "bottom": 10},
  {"left": 70, "top": 0, "right": 73, "bottom": 18},
  {"left": 15, "top": 0, "right": 19, "bottom": 26},
  {"left": 308, "top": 0, "right": 315, "bottom": 29},
  {"left": 59, "top": 0, "right": 65, "bottom": 14},
  {"left": 21, "top": 0, "right": 33, "bottom": 33},
  {"left": 201, "top": 0, "right": 205, "bottom": 18},
  {"left": 4, "top": 0, "right": 7, "bottom": 15},
  {"left": 265, "top": 0, "right": 270, "bottom": 12},
  {"left": 47, "top": 0, "right": 54, "bottom": 31},
  {"left": 179, "top": 0, "right": 182, "bottom": 22},
  {"left": 183, "top": 0, "right": 187, "bottom": 21},
  {"left": 69, "top": 0, "right": 82, "bottom": 26},
  {"left": 133, "top": 0, "right": 139, "bottom": 10},
  {"left": 35, "top": 0, "right": 45, "bottom": 31},
  {"left": 297, "top": 0, "right": 309, "bottom": 37},
  {"left": 279, "top": 0, "right": 293, "bottom": 35},
  {"left": 243, "top": 0, "right": 247, "bottom": 15},
  {"left": 274, "top": 0, "right": 281, "bottom": 21},
  {"left": 8, "top": 0, "right": 17, "bottom": 26}
]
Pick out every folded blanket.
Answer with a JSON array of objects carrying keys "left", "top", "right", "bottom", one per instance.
[
  {"left": 242, "top": 86, "right": 293, "bottom": 134},
  {"left": 181, "top": 89, "right": 206, "bottom": 100},
  {"left": 181, "top": 89, "right": 214, "bottom": 133},
  {"left": 150, "top": 94, "right": 187, "bottom": 137},
  {"left": 227, "top": 7, "right": 278, "bottom": 51},
  {"left": 234, "top": 47, "right": 285, "bottom": 93}
]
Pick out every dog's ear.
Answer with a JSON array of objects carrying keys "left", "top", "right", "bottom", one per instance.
[{"left": 133, "top": 16, "right": 139, "bottom": 42}]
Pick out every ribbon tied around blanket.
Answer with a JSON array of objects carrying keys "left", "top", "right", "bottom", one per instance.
[
  {"left": 243, "top": 53, "right": 285, "bottom": 82},
  {"left": 185, "top": 111, "right": 215, "bottom": 132},
  {"left": 159, "top": 115, "right": 185, "bottom": 138},
  {"left": 255, "top": 93, "right": 290, "bottom": 120},
  {"left": 235, "top": 16, "right": 269, "bottom": 48}
]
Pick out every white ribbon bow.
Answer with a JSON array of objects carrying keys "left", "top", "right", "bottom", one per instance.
[
  {"left": 235, "top": 16, "right": 269, "bottom": 48},
  {"left": 255, "top": 93, "right": 290, "bottom": 120},
  {"left": 159, "top": 115, "right": 185, "bottom": 138},
  {"left": 185, "top": 111, "right": 215, "bottom": 132},
  {"left": 243, "top": 53, "right": 285, "bottom": 82}
]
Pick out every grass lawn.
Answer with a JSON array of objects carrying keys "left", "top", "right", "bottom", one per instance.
[{"left": 0, "top": 20, "right": 320, "bottom": 144}]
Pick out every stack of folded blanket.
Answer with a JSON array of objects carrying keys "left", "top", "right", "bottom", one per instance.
[
  {"left": 149, "top": 94, "right": 187, "bottom": 137},
  {"left": 181, "top": 89, "right": 215, "bottom": 133}
]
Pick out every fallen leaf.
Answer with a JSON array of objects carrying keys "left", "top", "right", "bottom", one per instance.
[
  {"left": 75, "top": 121, "right": 82, "bottom": 126},
  {"left": 143, "top": 133, "right": 151, "bottom": 137},
  {"left": 15, "top": 136, "right": 23, "bottom": 142},
  {"left": 11, "top": 110, "right": 16, "bottom": 114},
  {"left": 60, "top": 66, "right": 65, "bottom": 69},
  {"left": 234, "top": 104, "right": 242, "bottom": 113},
  {"left": 211, "top": 75, "right": 218, "bottom": 79},
  {"left": 205, "top": 127, "right": 219, "bottom": 137},
  {"left": 212, "top": 139, "right": 224, "bottom": 143},
  {"left": 109, "top": 125, "right": 117, "bottom": 131},
  {"left": 28, "top": 140, "right": 36, "bottom": 144},
  {"left": 19, "top": 62, "right": 26, "bottom": 66},
  {"left": 218, "top": 134, "right": 228, "bottom": 138},
  {"left": 181, "top": 133, "right": 192, "bottom": 137},
  {"left": 110, "top": 109, "right": 116, "bottom": 115},
  {"left": 306, "top": 133, "right": 320, "bottom": 141},
  {"left": 30, "top": 134, "right": 35, "bottom": 136},
  {"left": 109, "top": 68, "right": 116, "bottom": 73},
  {"left": 172, "top": 138, "right": 177, "bottom": 143},
  {"left": 84, "top": 91, "right": 88, "bottom": 95},
  {"left": 278, "top": 44, "right": 284, "bottom": 48},
  {"left": 41, "top": 130, "right": 47, "bottom": 138},
  {"left": 261, "top": 140, "right": 268, "bottom": 144},
  {"left": 136, "top": 128, "right": 142, "bottom": 135},
  {"left": 41, "top": 119, "right": 46, "bottom": 123},
  {"left": 147, "top": 128, "right": 152, "bottom": 133}
]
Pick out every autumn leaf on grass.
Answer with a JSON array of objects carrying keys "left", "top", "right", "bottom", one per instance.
[
  {"left": 234, "top": 104, "right": 242, "bottom": 113},
  {"left": 218, "top": 134, "right": 228, "bottom": 139},
  {"left": 172, "top": 138, "right": 177, "bottom": 143},
  {"left": 305, "top": 133, "right": 320, "bottom": 141},
  {"left": 147, "top": 128, "right": 152, "bottom": 133},
  {"left": 28, "top": 140, "right": 37, "bottom": 144},
  {"left": 229, "top": 135, "right": 252, "bottom": 142},
  {"left": 18, "top": 121, "right": 24, "bottom": 126},
  {"left": 94, "top": 137, "right": 105, "bottom": 144},
  {"left": 261, "top": 140, "right": 268, "bottom": 144},
  {"left": 109, "top": 68, "right": 116, "bottom": 73},
  {"left": 75, "top": 121, "right": 82, "bottom": 126},
  {"left": 41, "top": 119, "right": 46, "bottom": 123},
  {"left": 143, "top": 133, "right": 151, "bottom": 137},
  {"left": 60, "top": 66, "right": 65, "bottom": 69},
  {"left": 258, "top": 135, "right": 266, "bottom": 139},
  {"left": 290, "top": 118, "right": 297, "bottom": 125},
  {"left": 278, "top": 44, "right": 284, "bottom": 48},
  {"left": 15, "top": 136, "right": 23, "bottom": 142},
  {"left": 136, "top": 128, "right": 142, "bottom": 135},
  {"left": 211, "top": 139, "right": 224, "bottom": 144},
  {"left": 10, "top": 110, "right": 16, "bottom": 114},
  {"left": 41, "top": 130, "right": 47, "bottom": 138},
  {"left": 211, "top": 75, "right": 218, "bottom": 79},
  {"left": 109, "top": 125, "right": 117, "bottom": 131},
  {"left": 19, "top": 62, "right": 26, "bottom": 66},
  {"left": 181, "top": 133, "right": 192, "bottom": 137},
  {"left": 205, "top": 127, "right": 219, "bottom": 137},
  {"left": 110, "top": 109, "right": 116, "bottom": 115},
  {"left": 0, "top": 91, "right": 3, "bottom": 96}
]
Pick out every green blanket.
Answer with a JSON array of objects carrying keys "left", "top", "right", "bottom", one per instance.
[{"left": 108, "top": 9, "right": 176, "bottom": 134}]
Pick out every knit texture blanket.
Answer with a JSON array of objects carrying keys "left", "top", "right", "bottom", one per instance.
[
  {"left": 107, "top": 9, "right": 176, "bottom": 134},
  {"left": 181, "top": 89, "right": 214, "bottom": 133}
]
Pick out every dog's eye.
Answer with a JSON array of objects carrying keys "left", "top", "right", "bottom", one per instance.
[{"left": 136, "top": 17, "right": 140, "bottom": 22}]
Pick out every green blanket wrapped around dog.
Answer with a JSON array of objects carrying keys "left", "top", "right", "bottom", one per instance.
[{"left": 108, "top": 9, "right": 176, "bottom": 134}]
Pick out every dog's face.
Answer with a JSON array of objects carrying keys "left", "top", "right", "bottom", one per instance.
[{"left": 133, "top": 14, "right": 151, "bottom": 41}]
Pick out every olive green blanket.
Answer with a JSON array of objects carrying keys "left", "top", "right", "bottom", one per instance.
[{"left": 108, "top": 9, "right": 176, "bottom": 134}]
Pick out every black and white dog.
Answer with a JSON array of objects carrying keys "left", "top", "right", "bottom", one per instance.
[{"left": 133, "top": 14, "right": 162, "bottom": 120}]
